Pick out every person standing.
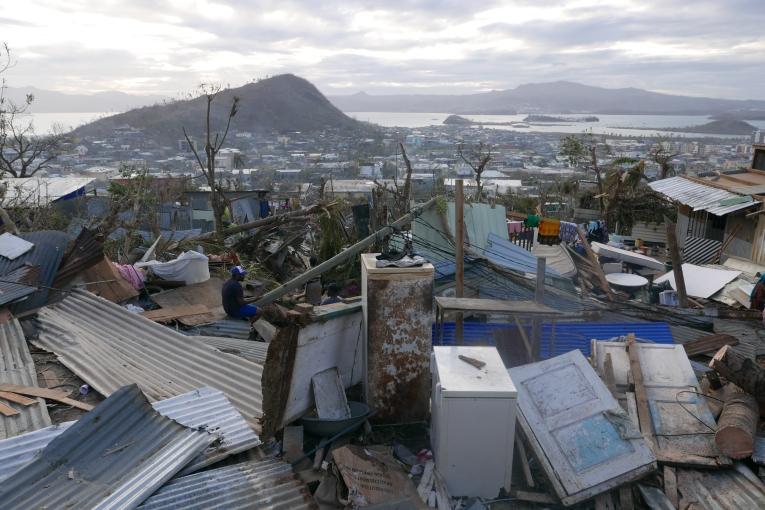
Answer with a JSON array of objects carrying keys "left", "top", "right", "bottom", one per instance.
[{"left": 222, "top": 266, "right": 261, "bottom": 323}]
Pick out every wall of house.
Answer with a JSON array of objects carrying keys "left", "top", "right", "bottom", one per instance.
[
  {"left": 676, "top": 206, "right": 690, "bottom": 249},
  {"left": 722, "top": 212, "right": 756, "bottom": 260}
]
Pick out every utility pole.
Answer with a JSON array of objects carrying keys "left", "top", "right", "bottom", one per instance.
[{"left": 455, "top": 179, "right": 465, "bottom": 344}]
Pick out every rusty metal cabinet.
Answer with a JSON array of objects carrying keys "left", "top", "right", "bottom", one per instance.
[{"left": 361, "top": 253, "right": 434, "bottom": 423}]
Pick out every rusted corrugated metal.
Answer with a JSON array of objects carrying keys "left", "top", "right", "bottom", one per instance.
[
  {"left": 138, "top": 458, "right": 318, "bottom": 509},
  {"left": 195, "top": 336, "right": 268, "bottom": 363},
  {"left": 0, "top": 231, "right": 69, "bottom": 313},
  {"left": 53, "top": 227, "right": 103, "bottom": 285},
  {"left": 649, "top": 177, "right": 757, "bottom": 216},
  {"left": 0, "top": 264, "right": 39, "bottom": 307},
  {"left": 33, "top": 289, "right": 264, "bottom": 421},
  {"left": 0, "top": 387, "right": 260, "bottom": 483},
  {"left": 362, "top": 254, "right": 433, "bottom": 423},
  {"left": 0, "top": 319, "right": 51, "bottom": 440},
  {"left": 0, "top": 384, "right": 213, "bottom": 509},
  {"left": 677, "top": 463, "right": 765, "bottom": 509}
]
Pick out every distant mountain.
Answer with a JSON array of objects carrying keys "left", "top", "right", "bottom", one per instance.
[
  {"left": 74, "top": 74, "right": 372, "bottom": 142},
  {"left": 329, "top": 81, "right": 765, "bottom": 116},
  {"left": 3, "top": 86, "right": 166, "bottom": 113},
  {"left": 665, "top": 119, "right": 758, "bottom": 136}
]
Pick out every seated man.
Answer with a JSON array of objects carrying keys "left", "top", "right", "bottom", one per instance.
[
  {"left": 321, "top": 282, "right": 342, "bottom": 305},
  {"left": 222, "top": 266, "right": 261, "bottom": 323}
]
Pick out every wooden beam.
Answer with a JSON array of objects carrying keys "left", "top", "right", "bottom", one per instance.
[
  {"left": 682, "top": 334, "right": 738, "bottom": 357},
  {"left": 577, "top": 228, "right": 616, "bottom": 301},
  {"left": 603, "top": 353, "right": 618, "bottom": 400},
  {"left": 663, "top": 466, "right": 678, "bottom": 508},
  {"left": 710, "top": 345, "right": 765, "bottom": 407},
  {"left": 515, "top": 435, "right": 535, "bottom": 489},
  {"left": 0, "top": 384, "right": 93, "bottom": 411},
  {"left": 0, "top": 401, "right": 19, "bottom": 417},
  {"left": 664, "top": 218, "right": 688, "bottom": 308},
  {"left": 626, "top": 335, "right": 656, "bottom": 451},
  {"left": 0, "top": 391, "right": 37, "bottom": 406}
]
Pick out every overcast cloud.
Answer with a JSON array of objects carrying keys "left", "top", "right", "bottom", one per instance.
[{"left": 2, "top": 0, "right": 764, "bottom": 99}]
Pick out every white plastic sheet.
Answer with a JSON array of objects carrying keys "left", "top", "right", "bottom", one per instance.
[
  {"left": 136, "top": 251, "right": 210, "bottom": 285},
  {"left": 655, "top": 263, "right": 741, "bottom": 299}
]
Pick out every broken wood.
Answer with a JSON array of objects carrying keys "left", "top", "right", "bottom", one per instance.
[
  {"left": 682, "top": 334, "right": 738, "bottom": 357},
  {"left": 663, "top": 466, "right": 678, "bottom": 508},
  {"left": 0, "top": 384, "right": 93, "bottom": 411},
  {"left": 710, "top": 344, "right": 765, "bottom": 407},
  {"left": 665, "top": 218, "right": 688, "bottom": 308},
  {"left": 0, "top": 391, "right": 37, "bottom": 406},
  {"left": 433, "top": 467, "right": 453, "bottom": 510},
  {"left": 510, "top": 490, "right": 557, "bottom": 504},
  {"left": 0, "top": 401, "right": 19, "bottom": 416},
  {"left": 626, "top": 335, "right": 656, "bottom": 450},
  {"left": 577, "top": 227, "right": 616, "bottom": 301},
  {"left": 603, "top": 353, "right": 618, "bottom": 399},
  {"left": 140, "top": 304, "right": 209, "bottom": 323},
  {"left": 458, "top": 354, "right": 485, "bottom": 370},
  {"left": 619, "top": 485, "right": 635, "bottom": 510},
  {"left": 715, "top": 393, "right": 758, "bottom": 459},
  {"left": 417, "top": 460, "right": 435, "bottom": 503},
  {"left": 515, "top": 435, "right": 535, "bottom": 489},
  {"left": 513, "top": 317, "right": 533, "bottom": 360},
  {"left": 595, "top": 492, "right": 616, "bottom": 510}
]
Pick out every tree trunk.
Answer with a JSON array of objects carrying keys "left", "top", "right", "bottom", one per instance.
[
  {"left": 715, "top": 393, "right": 758, "bottom": 459},
  {"left": 710, "top": 345, "right": 765, "bottom": 407}
]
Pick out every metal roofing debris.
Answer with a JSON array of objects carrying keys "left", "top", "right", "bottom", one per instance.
[
  {"left": 531, "top": 244, "right": 577, "bottom": 278},
  {"left": 0, "top": 384, "right": 213, "bottom": 510},
  {"left": 53, "top": 228, "right": 103, "bottom": 285},
  {"left": 0, "top": 176, "right": 95, "bottom": 207},
  {"left": 0, "top": 233, "right": 34, "bottom": 260},
  {"left": 655, "top": 263, "right": 741, "bottom": 299},
  {"left": 591, "top": 242, "right": 665, "bottom": 271},
  {"left": 485, "top": 232, "right": 561, "bottom": 276},
  {"left": 433, "top": 321, "right": 674, "bottom": 359},
  {"left": 0, "top": 319, "right": 51, "bottom": 440},
  {"left": 0, "top": 230, "right": 69, "bottom": 314},
  {"left": 0, "top": 264, "right": 39, "bottom": 307},
  {"left": 194, "top": 318, "right": 253, "bottom": 340},
  {"left": 0, "top": 387, "right": 261, "bottom": 483},
  {"left": 196, "top": 336, "right": 268, "bottom": 363},
  {"left": 676, "top": 463, "right": 765, "bottom": 509},
  {"left": 509, "top": 350, "right": 656, "bottom": 505},
  {"left": 138, "top": 458, "right": 317, "bottom": 510},
  {"left": 648, "top": 176, "right": 757, "bottom": 216},
  {"left": 34, "top": 289, "right": 264, "bottom": 421},
  {"left": 630, "top": 222, "right": 667, "bottom": 245}
]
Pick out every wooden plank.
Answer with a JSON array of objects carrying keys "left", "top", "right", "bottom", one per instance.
[
  {"left": 603, "top": 353, "right": 618, "bottom": 399},
  {"left": 515, "top": 434, "right": 535, "bottom": 489},
  {"left": 417, "top": 460, "right": 435, "bottom": 503},
  {"left": 682, "top": 334, "right": 738, "bottom": 357},
  {"left": 619, "top": 485, "right": 635, "bottom": 510},
  {"left": 665, "top": 218, "right": 688, "bottom": 307},
  {"left": 577, "top": 227, "right": 616, "bottom": 301},
  {"left": 510, "top": 490, "right": 557, "bottom": 504},
  {"left": 663, "top": 466, "right": 678, "bottom": 508},
  {"left": 140, "top": 304, "right": 209, "bottom": 322},
  {"left": 595, "top": 492, "right": 616, "bottom": 510},
  {"left": 626, "top": 334, "right": 656, "bottom": 451},
  {"left": 0, "top": 384, "right": 93, "bottom": 411},
  {"left": 435, "top": 296, "right": 559, "bottom": 315},
  {"left": 433, "top": 467, "right": 453, "bottom": 510},
  {"left": 0, "top": 391, "right": 37, "bottom": 406},
  {"left": 513, "top": 317, "right": 534, "bottom": 360},
  {"left": 0, "top": 400, "right": 19, "bottom": 416},
  {"left": 282, "top": 425, "right": 304, "bottom": 463},
  {"left": 311, "top": 367, "right": 351, "bottom": 420}
]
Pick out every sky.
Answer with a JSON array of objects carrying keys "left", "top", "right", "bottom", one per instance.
[{"left": 2, "top": 0, "right": 765, "bottom": 99}]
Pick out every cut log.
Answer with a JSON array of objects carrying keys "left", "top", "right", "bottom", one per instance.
[
  {"left": 709, "top": 345, "right": 765, "bottom": 406},
  {"left": 715, "top": 393, "right": 758, "bottom": 459},
  {"left": 682, "top": 334, "right": 738, "bottom": 357}
]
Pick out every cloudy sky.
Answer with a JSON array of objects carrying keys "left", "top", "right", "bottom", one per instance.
[{"left": 2, "top": 0, "right": 764, "bottom": 99}]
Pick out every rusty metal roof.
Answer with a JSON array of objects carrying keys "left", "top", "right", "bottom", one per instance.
[
  {"left": 0, "top": 319, "right": 51, "bottom": 440},
  {"left": 0, "top": 384, "right": 213, "bottom": 509},
  {"left": 138, "top": 458, "right": 317, "bottom": 510},
  {"left": 649, "top": 176, "right": 757, "bottom": 216},
  {"left": 53, "top": 228, "right": 103, "bottom": 285},
  {"left": 0, "top": 264, "right": 39, "bottom": 307},
  {"left": 0, "top": 386, "right": 261, "bottom": 483},
  {"left": 34, "top": 289, "right": 264, "bottom": 421},
  {"left": 677, "top": 463, "right": 765, "bottom": 509},
  {"left": 195, "top": 336, "right": 268, "bottom": 363}
]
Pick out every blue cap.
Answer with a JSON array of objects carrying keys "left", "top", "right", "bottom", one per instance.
[{"left": 231, "top": 265, "right": 248, "bottom": 277}]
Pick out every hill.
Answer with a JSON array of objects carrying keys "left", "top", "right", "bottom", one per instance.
[
  {"left": 665, "top": 119, "right": 758, "bottom": 135},
  {"left": 74, "top": 75, "right": 372, "bottom": 142},
  {"left": 4, "top": 86, "right": 165, "bottom": 113},
  {"left": 329, "top": 81, "right": 765, "bottom": 116}
]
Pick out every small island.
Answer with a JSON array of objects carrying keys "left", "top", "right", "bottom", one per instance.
[
  {"left": 523, "top": 115, "right": 599, "bottom": 123},
  {"left": 443, "top": 114, "right": 473, "bottom": 125},
  {"left": 663, "top": 119, "right": 758, "bottom": 136}
]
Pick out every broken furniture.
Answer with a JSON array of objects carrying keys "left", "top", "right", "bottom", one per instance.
[
  {"left": 509, "top": 350, "right": 656, "bottom": 506},
  {"left": 361, "top": 253, "right": 433, "bottom": 424},
  {"left": 431, "top": 345, "right": 517, "bottom": 499}
]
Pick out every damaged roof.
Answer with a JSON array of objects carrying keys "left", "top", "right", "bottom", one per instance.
[
  {"left": 0, "top": 387, "right": 261, "bottom": 483},
  {"left": 0, "top": 265, "right": 39, "bottom": 307},
  {"left": 0, "top": 384, "right": 213, "bottom": 510},
  {"left": 33, "top": 289, "right": 264, "bottom": 421},
  {"left": 0, "top": 319, "right": 51, "bottom": 440},
  {"left": 138, "top": 458, "right": 317, "bottom": 510},
  {"left": 649, "top": 176, "right": 757, "bottom": 216}
]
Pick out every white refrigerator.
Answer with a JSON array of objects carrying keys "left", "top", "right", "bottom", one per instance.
[{"left": 431, "top": 345, "right": 517, "bottom": 499}]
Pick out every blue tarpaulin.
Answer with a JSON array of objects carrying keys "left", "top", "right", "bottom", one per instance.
[{"left": 432, "top": 321, "right": 675, "bottom": 359}]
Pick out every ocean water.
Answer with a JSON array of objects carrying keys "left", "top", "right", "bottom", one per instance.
[{"left": 347, "top": 112, "right": 765, "bottom": 138}]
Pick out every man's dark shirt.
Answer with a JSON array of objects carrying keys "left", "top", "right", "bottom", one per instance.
[{"left": 222, "top": 278, "right": 244, "bottom": 316}]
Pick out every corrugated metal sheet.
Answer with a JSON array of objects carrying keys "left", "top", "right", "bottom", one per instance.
[
  {"left": 0, "top": 176, "right": 95, "bottom": 207},
  {"left": 0, "top": 384, "right": 213, "bottom": 510},
  {"left": 195, "top": 336, "right": 268, "bottom": 363},
  {"left": 138, "top": 458, "right": 317, "bottom": 510},
  {"left": 649, "top": 176, "right": 757, "bottom": 216},
  {"left": 0, "top": 233, "right": 34, "bottom": 260},
  {"left": 0, "top": 387, "right": 261, "bottom": 483},
  {"left": 631, "top": 222, "right": 667, "bottom": 244},
  {"left": 53, "top": 227, "right": 103, "bottom": 285},
  {"left": 433, "top": 321, "right": 674, "bottom": 358},
  {"left": 34, "top": 289, "right": 264, "bottom": 421},
  {"left": 0, "top": 231, "right": 69, "bottom": 313},
  {"left": 194, "top": 319, "right": 253, "bottom": 340},
  {"left": 485, "top": 232, "right": 561, "bottom": 276},
  {"left": 0, "top": 264, "right": 39, "bottom": 306},
  {"left": 683, "top": 236, "right": 722, "bottom": 264},
  {"left": 0, "top": 319, "right": 51, "bottom": 440},
  {"left": 677, "top": 463, "right": 765, "bottom": 509},
  {"left": 531, "top": 244, "right": 577, "bottom": 278}
]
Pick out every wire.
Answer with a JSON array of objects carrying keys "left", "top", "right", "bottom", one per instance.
[{"left": 673, "top": 389, "right": 721, "bottom": 433}]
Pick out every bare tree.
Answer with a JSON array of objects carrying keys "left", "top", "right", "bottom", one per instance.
[
  {"left": 560, "top": 132, "right": 608, "bottom": 212},
  {"left": 398, "top": 142, "right": 413, "bottom": 213},
  {"left": 183, "top": 84, "right": 239, "bottom": 234},
  {"left": 649, "top": 140, "right": 679, "bottom": 180},
  {"left": 457, "top": 141, "right": 492, "bottom": 201},
  {"left": 0, "top": 43, "right": 64, "bottom": 178}
]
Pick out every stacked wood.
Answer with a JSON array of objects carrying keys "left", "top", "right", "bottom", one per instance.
[
  {"left": 709, "top": 345, "right": 765, "bottom": 407},
  {"left": 715, "top": 393, "right": 758, "bottom": 459},
  {"left": 682, "top": 334, "right": 738, "bottom": 357}
]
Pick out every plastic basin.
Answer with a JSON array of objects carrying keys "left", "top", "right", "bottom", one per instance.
[{"left": 300, "top": 401, "right": 371, "bottom": 437}]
